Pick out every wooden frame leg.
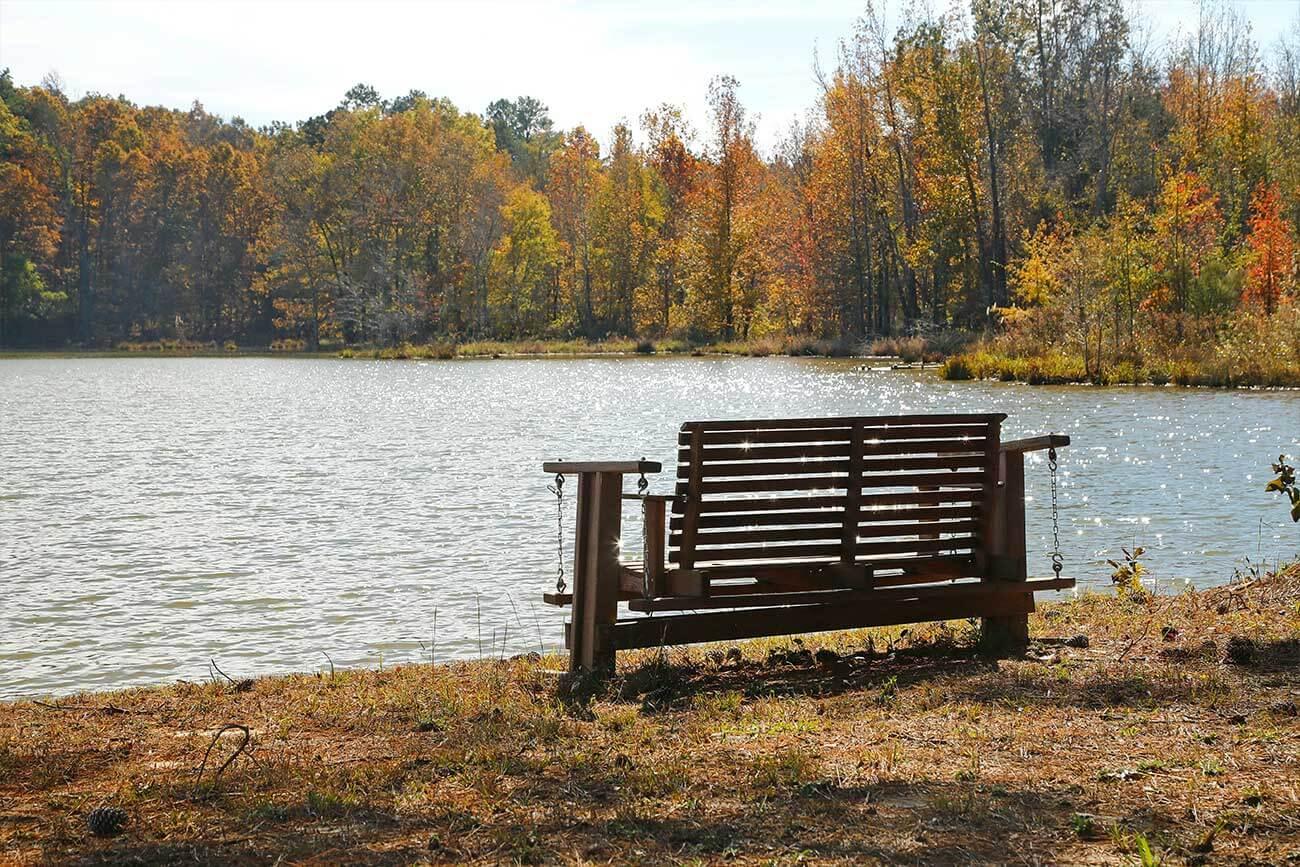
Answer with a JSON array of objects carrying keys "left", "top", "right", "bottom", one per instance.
[
  {"left": 982, "top": 450, "right": 1030, "bottom": 650},
  {"left": 569, "top": 471, "right": 624, "bottom": 673}
]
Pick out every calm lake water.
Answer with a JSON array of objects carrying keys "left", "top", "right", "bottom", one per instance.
[{"left": 2, "top": 357, "right": 1297, "bottom": 698}]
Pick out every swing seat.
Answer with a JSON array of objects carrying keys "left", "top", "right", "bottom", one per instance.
[{"left": 543, "top": 414, "right": 1072, "bottom": 672}]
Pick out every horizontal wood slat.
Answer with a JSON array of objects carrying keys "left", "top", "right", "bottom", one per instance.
[
  {"left": 670, "top": 504, "right": 979, "bottom": 530},
  {"left": 859, "top": 518, "right": 980, "bottom": 539},
  {"left": 673, "top": 536, "right": 977, "bottom": 564},
  {"left": 685, "top": 520, "right": 979, "bottom": 548},
  {"left": 650, "top": 556, "right": 981, "bottom": 584},
  {"left": 680, "top": 439, "right": 990, "bottom": 463},
  {"left": 690, "top": 526, "right": 849, "bottom": 546},
  {"left": 677, "top": 542, "right": 842, "bottom": 562},
  {"left": 682, "top": 455, "right": 988, "bottom": 478},
  {"left": 683, "top": 489, "right": 984, "bottom": 519},
  {"left": 860, "top": 488, "right": 984, "bottom": 506},
  {"left": 691, "top": 459, "right": 852, "bottom": 476},
  {"left": 688, "top": 475, "right": 850, "bottom": 495},
  {"left": 671, "top": 509, "right": 842, "bottom": 530},
  {"left": 862, "top": 438, "right": 988, "bottom": 455},
  {"left": 680, "top": 423, "right": 999, "bottom": 446},
  {"left": 639, "top": 554, "right": 980, "bottom": 583},
  {"left": 683, "top": 471, "right": 985, "bottom": 496},
  {"left": 858, "top": 504, "right": 981, "bottom": 523},
  {"left": 858, "top": 536, "right": 975, "bottom": 556},
  {"left": 681, "top": 413, "right": 1006, "bottom": 431},
  {"left": 694, "top": 494, "right": 848, "bottom": 513}
]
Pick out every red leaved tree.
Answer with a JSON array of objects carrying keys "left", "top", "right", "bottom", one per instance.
[{"left": 1242, "top": 183, "right": 1297, "bottom": 314}]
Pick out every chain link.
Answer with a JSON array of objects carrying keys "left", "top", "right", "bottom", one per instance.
[
  {"left": 547, "top": 472, "right": 566, "bottom": 594},
  {"left": 1048, "top": 447, "right": 1063, "bottom": 578},
  {"left": 636, "top": 459, "right": 650, "bottom": 595}
]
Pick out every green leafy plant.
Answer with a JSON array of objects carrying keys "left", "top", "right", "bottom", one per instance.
[
  {"left": 1264, "top": 455, "right": 1300, "bottom": 522},
  {"left": 1071, "top": 812, "right": 1099, "bottom": 839},
  {"left": 1108, "top": 547, "right": 1148, "bottom": 599},
  {"left": 1134, "top": 832, "right": 1162, "bottom": 866}
]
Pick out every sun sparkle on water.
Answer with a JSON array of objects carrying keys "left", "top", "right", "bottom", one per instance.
[{"left": 1, "top": 356, "right": 1296, "bottom": 698}]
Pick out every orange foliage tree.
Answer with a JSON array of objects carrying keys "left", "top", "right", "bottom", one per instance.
[{"left": 1242, "top": 183, "right": 1297, "bottom": 313}]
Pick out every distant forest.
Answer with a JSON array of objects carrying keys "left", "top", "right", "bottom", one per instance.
[{"left": 1, "top": 0, "right": 1297, "bottom": 353}]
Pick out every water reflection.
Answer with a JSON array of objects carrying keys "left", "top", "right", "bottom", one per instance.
[{"left": 1, "top": 357, "right": 1296, "bottom": 697}]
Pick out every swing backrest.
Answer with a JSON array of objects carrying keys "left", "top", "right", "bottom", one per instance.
[{"left": 668, "top": 414, "right": 1005, "bottom": 579}]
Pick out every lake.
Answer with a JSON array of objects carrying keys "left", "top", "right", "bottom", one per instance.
[{"left": 2, "top": 356, "right": 1297, "bottom": 698}]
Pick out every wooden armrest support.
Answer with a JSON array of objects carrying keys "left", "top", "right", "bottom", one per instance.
[
  {"left": 542, "top": 460, "right": 662, "bottom": 474},
  {"left": 1000, "top": 434, "right": 1069, "bottom": 454}
]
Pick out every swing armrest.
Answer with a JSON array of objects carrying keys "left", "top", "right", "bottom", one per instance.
[
  {"left": 621, "top": 493, "right": 678, "bottom": 502},
  {"left": 1000, "top": 434, "right": 1069, "bottom": 454},
  {"left": 542, "top": 460, "right": 662, "bottom": 474}
]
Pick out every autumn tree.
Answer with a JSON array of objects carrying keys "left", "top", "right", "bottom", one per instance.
[
  {"left": 488, "top": 184, "right": 558, "bottom": 336},
  {"left": 1242, "top": 182, "right": 1297, "bottom": 313},
  {"left": 487, "top": 96, "right": 560, "bottom": 189},
  {"left": 593, "top": 123, "right": 662, "bottom": 334},
  {"left": 1151, "top": 169, "right": 1223, "bottom": 320},
  {"left": 682, "top": 76, "right": 762, "bottom": 339},
  {"left": 547, "top": 127, "right": 602, "bottom": 332},
  {"left": 640, "top": 105, "right": 697, "bottom": 334},
  {"left": 0, "top": 92, "right": 63, "bottom": 346}
]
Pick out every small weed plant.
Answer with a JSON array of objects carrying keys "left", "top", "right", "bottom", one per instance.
[
  {"left": 1109, "top": 547, "right": 1149, "bottom": 599},
  {"left": 1264, "top": 455, "right": 1300, "bottom": 523}
]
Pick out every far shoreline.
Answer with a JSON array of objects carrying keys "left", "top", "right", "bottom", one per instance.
[{"left": 3, "top": 342, "right": 1300, "bottom": 389}]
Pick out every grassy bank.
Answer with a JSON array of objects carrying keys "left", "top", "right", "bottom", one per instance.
[
  {"left": 2, "top": 332, "right": 971, "bottom": 362},
  {"left": 3, "top": 564, "right": 1299, "bottom": 865},
  {"left": 323, "top": 335, "right": 867, "bottom": 360},
  {"left": 331, "top": 332, "right": 968, "bottom": 361},
  {"left": 941, "top": 349, "right": 1300, "bottom": 388}
]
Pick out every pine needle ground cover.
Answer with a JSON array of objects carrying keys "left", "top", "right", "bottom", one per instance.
[{"left": 3, "top": 564, "right": 1298, "bottom": 865}]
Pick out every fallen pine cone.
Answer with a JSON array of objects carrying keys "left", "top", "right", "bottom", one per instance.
[
  {"left": 1225, "top": 636, "right": 1258, "bottom": 666},
  {"left": 86, "top": 805, "right": 127, "bottom": 837}
]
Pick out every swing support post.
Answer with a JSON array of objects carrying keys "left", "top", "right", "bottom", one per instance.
[
  {"left": 542, "top": 460, "right": 661, "bottom": 672},
  {"left": 982, "top": 434, "right": 1069, "bottom": 650}
]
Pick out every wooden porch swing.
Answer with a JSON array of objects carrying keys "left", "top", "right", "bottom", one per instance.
[{"left": 542, "top": 413, "right": 1072, "bottom": 673}]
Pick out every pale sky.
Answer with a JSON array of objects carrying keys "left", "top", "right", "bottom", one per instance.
[{"left": 2, "top": 0, "right": 1297, "bottom": 153}]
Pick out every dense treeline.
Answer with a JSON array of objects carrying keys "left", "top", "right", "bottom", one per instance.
[{"left": 1, "top": 0, "right": 1298, "bottom": 363}]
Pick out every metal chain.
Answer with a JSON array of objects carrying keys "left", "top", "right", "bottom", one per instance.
[
  {"left": 547, "top": 472, "right": 566, "bottom": 593},
  {"left": 637, "top": 459, "right": 651, "bottom": 597},
  {"left": 1048, "top": 447, "right": 1063, "bottom": 578}
]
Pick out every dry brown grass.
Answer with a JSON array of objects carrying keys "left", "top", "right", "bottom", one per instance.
[{"left": 3, "top": 564, "right": 1299, "bottom": 865}]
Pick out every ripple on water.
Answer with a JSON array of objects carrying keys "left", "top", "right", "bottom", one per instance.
[{"left": 1, "top": 356, "right": 1297, "bottom": 698}]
